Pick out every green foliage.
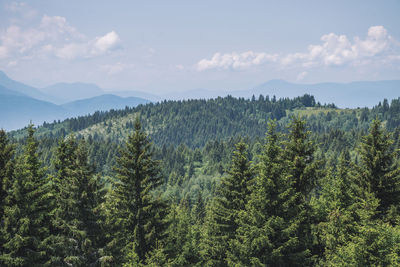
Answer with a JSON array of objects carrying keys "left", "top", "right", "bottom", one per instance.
[
  {"left": 1, "top": 125, "right": 51, "bottom": 266},
  {"left": 354, "top": 119, "right": 400, "bottom": 221},
  {"left": 232, "top": 120, "right": 316, "bottom": 266},
  {"left": 0, "top": 130, "right": 15, "bottom": 253},
  {"left": 46, "top": 135, "right": 104, "bottom": 266},
  {"left": 201, "top": 141, "right": 254, "bottom": 266},
  {"left": 105, "top": 118, "right": 168, "bottom": 265},
  {"left": 2, "top": 96, "right": 400, "bottom": 266}
]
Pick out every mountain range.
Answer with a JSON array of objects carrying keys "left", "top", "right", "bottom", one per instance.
[
  {"left": 0, "top": 70, "right": 399, "bottom": 131},
  {"left": 0, "top": 71, "right": 150, "bottom": 130}
]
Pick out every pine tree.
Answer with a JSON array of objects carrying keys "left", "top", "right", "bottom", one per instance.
[
  {"left": 314, "top": 151, "right": 359, "bottom": 263},
  {"left": 106, "top": 118, "right": 168, "bottom": 265},
  {"left": 75, "top": 139, "right": 105, "bottom": 265},
  {"left": 201, "top": 141, "right": 254, "bottom": 266},
  {"left": 231, "top": 120, "right": 310, "bottom": 266},
  {"left": 355, "top": 119, "right": 400, "bottom": 221},
  {"left": 0, "top": 130, "right": 15, "bottom": 256},
  {"left": 165, "top": 199, "right": 201, "bottom": 266},
  {"left": 47, "top": 135, "right": 104, "bottom": 266},
  {"left": 0, "top": 125, "right": 51, "bottom": 266},
  {"left": 283, "top": 117, "right": 322, "bottom": 262}
]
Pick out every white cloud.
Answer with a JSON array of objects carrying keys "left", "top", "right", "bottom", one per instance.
[
  {"left": 197, "top": 26, "right": 400, "bottom": 72},
  {"left": 282, "top": 25, "right": 398, "bottom": 68},
  {"left": 197, "top": 51, "right": 278, "bottom": 71},
  {"left": 91, "top": 31, "right": 121, "bottom": 56},
  {"left": 0, "top": 14, "right": 122, "bottom": 61}
]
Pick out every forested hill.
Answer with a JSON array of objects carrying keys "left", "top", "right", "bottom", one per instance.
[
  {"left": 2, "top": 94, "right": 400, "bottom": 266},
  {"left": 9, "top": 94, "right": 400, "bottom": 148}
]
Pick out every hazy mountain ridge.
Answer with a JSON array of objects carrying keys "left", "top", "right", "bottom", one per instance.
[
  {"left": 0, "top": 71, "right": 51, "bottom": 102},
  {"left": 41, "top": 82, "right": 106, "bottom": 104},
  {"left": 61, "top": 94, "right": 150, "bottom": 117},
  {"left": 0, "top": 71, "right": 151, "bottom": 130},
  {"left": 231, "top": 79, "right": 400, "bottom": 108},
  {"left": 1, "top": 70, "right": 399, "bottom": 130}
]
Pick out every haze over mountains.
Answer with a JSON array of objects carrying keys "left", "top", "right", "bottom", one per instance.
[
  {"left": 0, "top": 71, "right": 150, "bottom": 130},
  {"left": 0, "top": 70, "right": 399, "bottom": 131}
]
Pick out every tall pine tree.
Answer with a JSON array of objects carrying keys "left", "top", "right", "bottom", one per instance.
[
  {"left": 201, "top": 141, "right": 254, "bottom": 266},
  {"left": 47, "top": 135, "right": 104, "bottom": 266},
  {"left": 0, "top": 130, "right": 15, "bottom": 257},
  {"left": 0, "top": 125, "right": 51, "bottom": 266},
  {"left": 355, "top": 119, "right": 400, "bottom": 221},
  {"left": 231, "top": 120, "right": 311, "bottom": 266},
  {"left": 106, "top": 118, "right": 168, "bottom": 265}
]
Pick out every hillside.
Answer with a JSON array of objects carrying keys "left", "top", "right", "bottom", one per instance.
[
  {"left": 10, "top": 94, "right": 400, "bottom": 149},
  {"left": 5, "top": 94, "right": 400, "bottom": 266}
]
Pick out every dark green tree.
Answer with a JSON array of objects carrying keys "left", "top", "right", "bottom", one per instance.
[
  {"left": 313, "top": 151, "right": 359, "bottom": 263},
  {"left": 231, "top": 120, "right": 311, "bottom": 266},
  {"left": 47, "top": 135, "right": 104, "bottom": 266},
  {"left": 354, "top": 119, "right": 400, "bottom": 221},
  {"left": 201, "top": 141, "right": 254, "bottom": 266},
  {"left": 106, "top": 118, "right": 168, "bottom": 265},
  {"left": 165, "top": 199, "right": 201, "bottom": 266},
  {"left": 0, "top": 130, "right": 15, "bottom": 255},
  {"left": 0, "top": 125, "right": 51, "bottom": 266}
]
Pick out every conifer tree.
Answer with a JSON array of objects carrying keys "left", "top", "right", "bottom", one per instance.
[
  {"left": 47, "top": 135, "right": 104, "bottom": 266},
  {"left": 201, "top": 141, "right": 254, "bottom": 266},
  {"left": 231, "top": 120, "right": 310, "bottom": 266},
  {"left": 0, "top": 130, "right": 15, "bottom": 256},
  {"left": 0, "top": 125, "right": 51, "bottom": 266},
  {"left": 314, "top": 151, "right": 359, "bottom": 263},
  {"left": 355, "top": 119, "right": 400, "bottom": 221},
  {"left": 283, "top": 117, "right": 322, "bottom": 261},
  {"left": 106, "top": 118, "right": 168, "bottom": 265},
  {"left": 165, "top": 198, "right": 201, "bottom": 266}
]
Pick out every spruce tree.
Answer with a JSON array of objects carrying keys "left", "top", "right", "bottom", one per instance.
[
  {"left": 283, "top": 117, "right": 322, "bottom": 262},
  {"left": 106, "top": 118, "right": 167, "bottom": 265},
  {"left": 355, "top": 119, "right": 400, "bottom": 221},
  {"left": 314, "top": 151, "right": 359, "bottom": 263},
  {"left": 201, "top": 141, "right": 254, "bottom": 266},
  {"left": 231, "top": 120, "right": 310, "bottom": 266},
  {"left": 47, "top": 135, "right": 104, "bottom": 266},
  {"left": 0, "top": 130, "right": 15, "bottom": 256},
  {"left": 0, "top": 125, "right": 51, "bottom": 266},
  {"left": 165, "top": 198, "right": 201, "bottom": 266},
  {"left": 75, "top": 139, "right": 105, "bottom": 265}
]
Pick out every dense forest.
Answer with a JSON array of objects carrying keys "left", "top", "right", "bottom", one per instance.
[{"left": 1, "top": 94, "right": 400, "bottom": 266}]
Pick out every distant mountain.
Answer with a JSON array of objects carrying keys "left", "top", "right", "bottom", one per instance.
[
  {"left": 0, "top": 84, "right": 26, "bottom": 97},
  {"left": 0, "top": 94, "right": 68, "bottom": 130},
  {"left": 41, "top": 82, "right": 105, "bottom": 104},
  {"left": 107, "top": 90, "right": 161, "bottom": 102},
  {"left": 62, "top": 94, "right": 150, "bottom": 117},
  {"left": 0, "top": 71, "right": 152, "bottom": 130},
  {"left": 0, "top": 93, "right": 150, "bottom": 131},
  {"left": 231, "top": 80, "right": 400, "bottom": 108},
  {"left": 0, "top": 71, "right": 51, "bottom": 101}
]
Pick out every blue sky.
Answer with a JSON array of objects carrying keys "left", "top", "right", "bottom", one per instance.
[{"left": 0, "top": 0, "right": 399, "bottom": 94}]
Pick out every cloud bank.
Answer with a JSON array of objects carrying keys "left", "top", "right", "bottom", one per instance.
[
  {"left": 0, "top": 14, "right": 121, "bottom": 61},
  {"left": 196, "top": 26, "right": 400, "bottom": 71}
]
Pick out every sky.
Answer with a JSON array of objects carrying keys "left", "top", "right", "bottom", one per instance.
[{"left": 0, "top": 0, "right": 399, "bottom": 94}]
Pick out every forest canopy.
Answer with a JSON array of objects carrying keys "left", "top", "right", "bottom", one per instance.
[{"left": 1, "top": 94, "right": 400, "bottom": 266}]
